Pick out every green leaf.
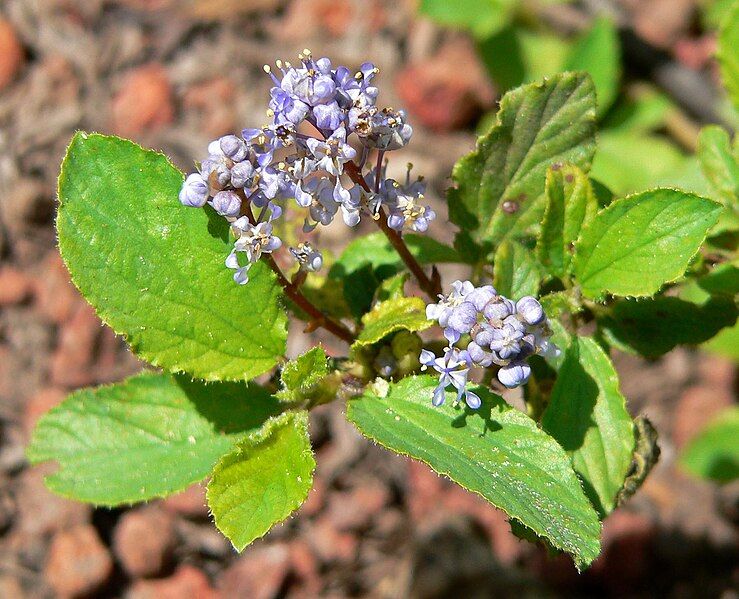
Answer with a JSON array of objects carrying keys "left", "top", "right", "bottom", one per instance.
[
  {"left": 599, "top": 296, "right": 738, "bottom": 357},
  {"left": 329, "top": 233, "right": 460, "bottom": 318},
  {"left": 590, "top": 131, "right": 688, "bottom": 196},
  {"left": 57, "top": 133, "right": 286, "bottom": 381},
  {"left": 718, "top": 1, "right": 739, "bottom": 111},
  {"left": 277, "top": 347, "right": 330, "bottom": 403},
  {"left": 355, "top": 297, "right": 432, "bottom": 347},
  {"left": 537, "top": 164, "right": 598, "bottom": 278},
  {"left": 573, "top": 189, "right": 723, "bottom": 299},
  {"left": 564, "top": 18, "right": 621, "bottom": 116},
  {"left": 419, "top": 0, "right": 516, "bottom": 38},
  {"left": 27, "top": 373, "right": 281, "bottom": 506},
  {"left": 697, "top": 125, "right": 739, "bottom": 206},
  {"left": 493, "top": 240, "right": 540, "bottom": 298},
  {"left": 542, "top": 337, "right": 635, "bottom": 517},
  {"left": 347, "top": 376, "right": 601, "bottom": 569},
  {"left": 207, "top": 410, "right": 315, "bottom": 550},
  {"left": 680, "top": 407, "right": 739, "bottom": 483},
  {"left": 448, "top": 72, "right": 597, "bottom": 251},
  {"left": 697, "top": 262, "right": 739, "bottom": 295}
]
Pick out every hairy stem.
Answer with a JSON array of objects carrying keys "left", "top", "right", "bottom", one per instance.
[
  {"left": 238, "top": 194, "right": 355, "bottom": 344},
  {"left": 343, "top": 160, "right": 442, "bottom": 299}
]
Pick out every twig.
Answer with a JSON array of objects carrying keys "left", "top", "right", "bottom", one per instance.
[
  {"left": 238, "top": 195, "right": 355, "bottom": 344},
  {"left": 343, "top": 160, "right": 442, "bottom": 299}
]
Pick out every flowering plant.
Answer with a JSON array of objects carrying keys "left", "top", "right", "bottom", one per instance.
[{"left": 27, "top": 51, "right": 738, "bottom": 569}]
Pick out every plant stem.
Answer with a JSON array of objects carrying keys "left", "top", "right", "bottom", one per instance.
[
  {"left": 343, "top": 160, "right": 442, "bottom": 299},
  {"left": 238, "top": 194, "right": 355, "bottom": 344}
]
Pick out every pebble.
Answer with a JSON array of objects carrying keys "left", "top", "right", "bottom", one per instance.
[
  {"left": 45, "top": 524, "right": 113, "bottom": 598},
  {"left": 0, "top": 19, "right": 24, "bottom": 90},
  {"left": 112, "top": 64, "right": 174, "bottom": 136},
  {"left": 126, "top": 565, "right": 216, "bottom": 599},
  {"left": 113, "top": 506, "right": 176, "bottom": 577},
  {"left": 219, "top": 543, "right": 291, "bottom": 599},
  {"left": 162, "top": 483, "right": 209, "bottom": 519},
  {"left": 0, "top": 266, "right": 33, "bottom": 306},
  {"left": 49, "top": 303, "right": 102, "bottom": 388}
]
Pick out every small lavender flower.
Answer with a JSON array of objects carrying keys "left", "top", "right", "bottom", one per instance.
[
  {"left": 356, "top": 107, "right": 413, "bottom": 151},
  {"left": 445, "top": 301, "right": 477, "bottom": 343},
  {"left": 426, "top": 280, "right": 475, "bottom": 328},
  {"left": 419, "top": 348, "right": 480, "bottom": 409},
  {"left": 306, "top": 127, "right": 356, "bottom": 176},
  {"left": 488, "top": 322, "right": 525, "bottom": 360},
  {"left": 179, "top": 173, "right": 209, "bottom": 207},
  {"left": 290, "top": 242, "right": 323, "bottom": 272}
]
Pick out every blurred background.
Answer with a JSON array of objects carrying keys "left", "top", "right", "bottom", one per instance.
[{"left": 0, "top": 0, "right": 737, "bottom": 597}]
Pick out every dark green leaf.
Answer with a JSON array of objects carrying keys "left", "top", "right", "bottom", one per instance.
[
  {"left": 680, "top": 407, "right": 739, "bottom": 483},
  {"left": 599, "top": 296, "right": 738, "bottom": 357},
  {"left": 493, "top": 240, "right": 540, "bottom": 298},
  {"left": 57, "top": 133, "right": 287, "bottom": 381},
  {"left": 27, "top": 373, "right": 281, "bottom": 505},
  {"left": 542, "top": 337, "right": 635, "bottom": 517},
  {"left": 347, "top": 376, "right": 602, "bottom": 569},
  {"left": 573, "top": 189, "right": 723, "bottom": 299},
  {"left": 448, "top": 73, "right": 597, "bottom": 251},
  {"left": 355, "top": 297, "right": 432, "bottom": 347}
]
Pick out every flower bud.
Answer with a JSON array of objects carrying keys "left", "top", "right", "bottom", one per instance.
[
  {"left": 465, "top": 285, "right": 496, "bottom": 311},
  {"left": 211, "top": 190, "right": 241, "bottom": 217},
  {"left": 483, "top": 297, "right": 514, "bottom": 322},
  {"left": 179, "top": 173, "right": 209, "bottom": 207},
  {"left": 447, "top": 302, "right": 478, "bottom": 335},
  {"left": 497, "top": 361, "right": 531, "bottom": 388},
  {"left": 516, "top": 296, "right": 544, "bottom": 325},
  {"left": 219, "top": 135, "right": 248, "bottom": 162},
  {"left": 230, "top": 160, "right": 255, "bottom": 189}
]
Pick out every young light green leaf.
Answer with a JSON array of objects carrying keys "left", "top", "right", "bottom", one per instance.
[
  {"left": 419, "top": 0, "right": 516, "bottom": 39},
  {"left": 599, "top": 296, "right": 738, "bottom": 358},
  {"left": 697, "top": 125, "right": 739, "bottom": 206},
  {"left": 347, "top": 376, "right": 602, "bottom": 569},
  {"left": 277, "top": 347, "right": 330, "bottom": 402},
  {"left": 564, "top": 18, "right": 621, "bottom": 116},
  {"left": 542, "top": 337, "right": 635, "bottom": 517},
  {"left": 57, "top": 133, "right": 286, "bottom": 381},
  {"left": 718, "top": 1, "right": 739, "bottom": 111},
  {"left": 448, "top": 72, "right": 597, "bottom": 250},
  {"left": 493, "top": 240, "right": 540, "bottom": 298},
  {"left": 537, "top": 164, "right": 598, "bottom": 278},
  {"left": 27, "top": 373, "right": 281, "bottom": 506},
  {"left": 573, "top": 189, "right": 723, "bottom": 299},
  {"left": 207, "top": 410, "right": 315, "bottom": 550},
  {"left": 355, "top": 297, "right": 432, "bottom": 347},
  {"left": 680, "top": 407, "right": 739, "bottom": 483}
]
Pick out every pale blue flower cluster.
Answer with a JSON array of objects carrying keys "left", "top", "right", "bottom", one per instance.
[
  {"left": 421, "top": 281, "right": 558, "bottom": 408},
  {"left": 179, "top": 50, "right": 434, "bottom": 285}
]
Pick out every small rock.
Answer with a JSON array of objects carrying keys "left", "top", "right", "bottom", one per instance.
[
  {"left": 0, "top": 266, "right": 32, "bottom": 306},
  {"left": 49, "top": 303, "right": 102, "bottom": 388},
  {"left": 45, "top": 525, "right": 113, "bottom": 598},
  {"left": 126, "top": 565, "right": 216, "bottom": 599},
  {"left": 162, "top": 483, "right": 208, "bottom": 519},
  {"left": 113, "top": 506, "right": 176, "bottom": 577},
  {"left": 16, "top": 467, "right": 91, "bottom": 536},
  {"left": 306, "top": 516, "right": 358, "bottom": 564},
  {"left": 0, "top": 178, "right": 48, "bottom": 236},
  {"left": 24, "top": 387, "right": 66, "bottom": 437},
  {"left": 324, "top": 479, "right": 389, "bottom": 531},
  {"left": 288, "top": 539, "right": 321, "bottom": 596},
  {"left": 219, "top": 543, "right": 291, "bottom": 599},
  {"left": 112, "top": 64, "right": 174, "bottom": 137},
  {"left": 297, "top": 477, "right": 325, "bottom": 518},
  {"left": 395, "top": 37, "right": 495, "bottom": 132},
  {"left": 0, "top": 19, "right": 24, "bottom": 90}
]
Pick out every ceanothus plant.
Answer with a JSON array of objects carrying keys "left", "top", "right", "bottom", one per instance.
[{"left": 27, "top": 51, "right": 738, "bottom": 570}]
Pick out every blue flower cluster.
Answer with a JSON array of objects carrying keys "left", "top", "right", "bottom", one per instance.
[
  {"left": 420, "top": 281, "right": 558, "bottom": 408},
  {"left": 179, "top": 50, "right": 435, "bottom": 284}
]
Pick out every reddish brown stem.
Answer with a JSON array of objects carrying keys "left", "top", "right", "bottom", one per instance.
[
  {"left": 343, "top": 160, "right": 442, "bottom": 299},
  {"left": 238, "top": 195, "right": 355, "bottom": 344}
]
